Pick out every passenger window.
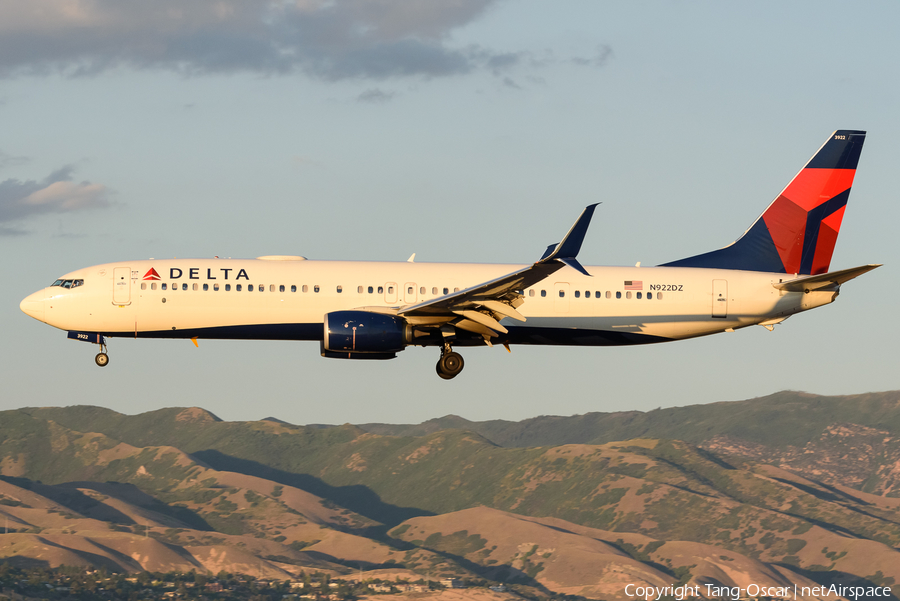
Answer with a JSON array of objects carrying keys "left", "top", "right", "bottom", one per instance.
[
  {"left": 626, "top": 291, "right": 632, "bottom": 299},
  {"left": 314, "top": 285, "right": 320, "bottom": 293},
  {"left": 454, "top": 287, "right": 459, "bottom": 292},
  {"left": 408, "top": 286, "right": 413, "bottom": 295},
  {"left": 657, "top": 292, "right": 663, "bottom": 300},
  {"left": 337, "top": 285, "right": 342, "bottom": 293},
  {"left": 248, "top": 284, "right": 254, "bottom": 291},
  {"left": 162, "top": 283, "right": 167, "bottom": 290},
  {"left": 574, "top": 290, "right": 580, "bottom": 298},
  {"left": 236, "top": 284, "right": 242, "bottom": 291},
  {"left": 259, "top": 285, "right": 264, "bottom": 292},
  {"left": 559, "top": 290, "right": 565, "bottom": 298},
  {"left": 270, "top": 284, "right": 276, "bottom": 292},
  {"left": 420, "top": 286, "right": 425, "bottom": 294},
  {"left": 443, "top": 287, "right": 449, "bottom": 295},
  {"left": 636, "top": 292, "right": 642, "bottom": 299},
  {"left": 214, "top": 283, "right": 220, "bottom": 291},
  {"left": 302, "top": 285, "right": 308, "bottom": 292},
  {"left": 280, "top": 285, "right": 285, "bottom": 292},
  {"left": 615, "top": 291, "right": 621, "bottom": 299},
  {"left": 378, "top": 286, "right": 384, "bottom": 294},
  {"left": 432, "top": 287, "right": 438, "bottom": 295},
  {"left": 291, "top": 285, "right": 296, "bottom": 292},
  {"left": 388, "top": 286, "right": 394, "bottom": 294},
  {"left": 596, "top": 291, "right": 601, "bottom": 298},
  {"left": 141, "top": 283, "right": 147, "bottom": 290},
  {"left": 529, "top": 289, "right": 535, "bottom": 297},
  {"left": 225, "top": 284, "right": 231, "bottom": 291},
  {"left": 151, "top": 283, "right": 157, "bottom": 290},
  {"left": 648, "top": 293, "right": 653, "bottom": 300},
  {"left": 182, "top": 283, "right": 188, "bottom": 291},
  {"left": 541, "top": 290, "right": 547, "bottom": 297},
  {"left": 358, "top": 286, "right": 363, "bottom": 293},
  {"left": 203, "top": 284, "right": 209, "bottom": 291},
  {"left": 584, "top": 291, "right": 590, "bottom": 298},
  {"left": 193, "top": 283, "right": 199, "bottom": 291},
  {"left": 368, "top": 286, "right": 374, "bottom": 293}
]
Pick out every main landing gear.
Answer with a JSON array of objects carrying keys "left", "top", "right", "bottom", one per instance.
[{"left": 436, "top": 344, "right": 464, "bottom": 380}]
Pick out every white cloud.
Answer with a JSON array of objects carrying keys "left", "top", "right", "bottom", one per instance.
[
  {"left": 0, "top": 1, "right": 613, "bottom": 83},
  {"left": 357, "top": 88, "right": 395, "bottom": 103},
  {"left": 0, "top": 0, "right": 504, "bottom": 80},
  {"left": 23, "top": 180, "right": 108, "bottom": 210},
  {"left": 0, "top": 165, "right": 111, "bottom": 234}
]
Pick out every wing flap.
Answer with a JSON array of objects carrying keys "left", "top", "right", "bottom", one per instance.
[
  {"left": 452, "top": 310, "right": 509, "bottom": 334},
  {"left": 454, "top": 318, "right": 500, "bottom": 338},
  {"left": 479, "top": 300, "right": 526, "bottom": 322}
]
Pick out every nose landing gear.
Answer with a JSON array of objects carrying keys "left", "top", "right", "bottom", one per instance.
[
  {"left": 436, "top": 344, "right": 464, "bottom": 380},
  {"left": 95, "top": 349, "right": 110, "bottom": 367},
  {"left": 67, "top": 331, "right": 110, "bottom": 367},
  {"left": 93, "top": 337, "right": 110, "bottom": 367}
]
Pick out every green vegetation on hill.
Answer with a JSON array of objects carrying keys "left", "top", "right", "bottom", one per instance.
[
  {"left": 3, "top": 393, "right": 900, "bottom": 598},
  {"left": 358, "top": 390, "right": 900, "bottom": 448}
]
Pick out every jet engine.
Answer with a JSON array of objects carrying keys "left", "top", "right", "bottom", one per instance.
[{"left": 321, "top": 311, "right": 410, "bottom": 359}]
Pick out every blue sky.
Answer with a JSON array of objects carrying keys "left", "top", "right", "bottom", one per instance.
[{"left": 2, "top": 1, "right": 897, "bottom": 425}]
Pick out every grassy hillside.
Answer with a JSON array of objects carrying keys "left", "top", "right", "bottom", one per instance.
[{"left": 3, "top": 398, "right": 900, "bottom": 598}]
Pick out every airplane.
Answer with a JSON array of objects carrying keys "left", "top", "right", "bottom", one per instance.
[{"left": 20, "top": 130, "right": 879, "bottom": 380}]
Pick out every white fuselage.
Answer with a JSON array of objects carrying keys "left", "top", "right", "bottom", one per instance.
[{"left": 20, "top": 257, "right": 836, "bottom": 347}]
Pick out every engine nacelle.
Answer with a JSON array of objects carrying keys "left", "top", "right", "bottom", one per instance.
[{"left": 322, "top": 311, "right": 409, "bottom": 359}]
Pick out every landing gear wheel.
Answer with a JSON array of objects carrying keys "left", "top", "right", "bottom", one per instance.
[
  {"left": 436, "top": 351, "right": 464, "bottom": 379},
  {"left": 436, "top": 363, "right": 454, "bottom": 380},
  {"left": 95, "top": 352, "right": 109, "bottom": 367}
]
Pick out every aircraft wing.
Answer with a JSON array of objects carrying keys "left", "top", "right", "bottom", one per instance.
[
  {"left": 772, "top": 264, "right": 882, "bottom": 292},
  {"left": 396, "top": 205, "right": 598, "bottom": 339}
]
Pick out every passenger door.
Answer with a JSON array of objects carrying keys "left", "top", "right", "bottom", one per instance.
[{"left": 113, "top": 267, "right": 131, "bottom": 305}]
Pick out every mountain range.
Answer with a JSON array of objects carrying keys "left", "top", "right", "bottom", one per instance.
[{"left": 2, "top": 390, "right": 899, "bottom": 600}]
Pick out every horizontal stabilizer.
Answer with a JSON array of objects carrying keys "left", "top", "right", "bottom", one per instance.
[{"left": 773, "top": 264, "right": 881, "bottom": 292}]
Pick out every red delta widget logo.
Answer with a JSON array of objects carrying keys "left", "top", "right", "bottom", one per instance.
[{"left": 142, "top": 267, "right": 251, "bottom": 280}]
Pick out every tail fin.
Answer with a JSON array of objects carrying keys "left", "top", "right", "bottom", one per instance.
[{"left": 662, "top": 130, "right": 866, "bottom": 275}]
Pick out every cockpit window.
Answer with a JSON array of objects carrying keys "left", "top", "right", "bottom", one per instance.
[{"left": 52, "top": 279, "right": 83, "bottom": 289}]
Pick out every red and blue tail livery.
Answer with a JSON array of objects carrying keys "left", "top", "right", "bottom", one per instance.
[
  {"left": 663, "top": 130, "right": 866, "bottom": 275},
  {"left": 21, "top": 130, "right": 880, "bottom": 379}
]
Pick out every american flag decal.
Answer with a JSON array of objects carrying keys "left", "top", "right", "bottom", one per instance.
[{"left": 624, "top": 280, "right": 643, "bottom": 290}]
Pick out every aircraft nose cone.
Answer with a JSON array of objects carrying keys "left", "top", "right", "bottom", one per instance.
[{"left": 20, "top": 292, "right": 45, "bottom": 322}]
